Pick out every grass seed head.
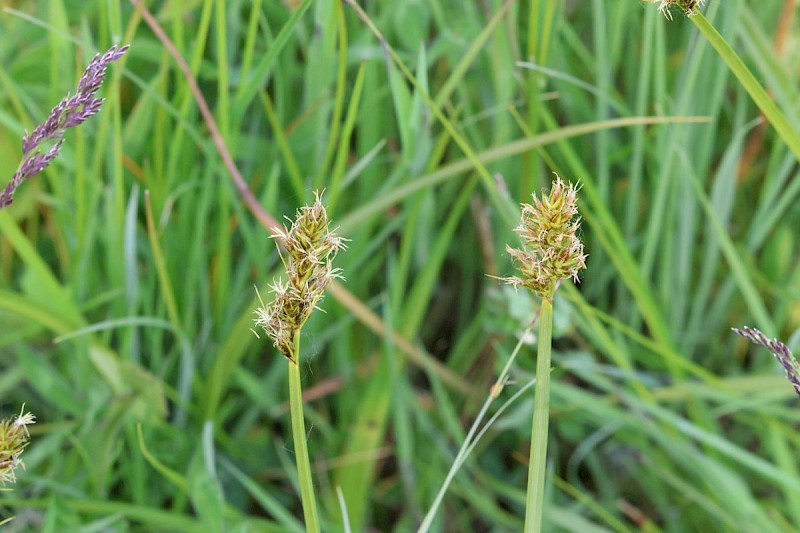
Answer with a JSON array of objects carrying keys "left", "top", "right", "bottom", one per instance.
[
  {"left": 503, "top": 176, "right": 586, "bottom": 299},
  {"left": 733, "top": 326, "right": 800, "bottom": 399},
  {"left": 255, "top": 193, "right": 346, "bottom": 363},
  {"left": 0, "top": 45, "right": 128, "bottom": 209},
  {"left": 648, "top": 0, "right": 705, "bottom": 20},
  {"left": 0, "top": 406, "right": 35, "bottom": 485}
]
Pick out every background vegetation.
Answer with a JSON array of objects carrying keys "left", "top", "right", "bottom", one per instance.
[{"left": 1, "top": 0, "right": 799, "bottom": 531}]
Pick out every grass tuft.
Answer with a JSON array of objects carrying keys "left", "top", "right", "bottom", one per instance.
[{"left": 1, "top": 1, "right": 798, "bottom": 530}]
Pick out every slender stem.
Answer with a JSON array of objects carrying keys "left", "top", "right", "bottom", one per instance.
[
  {"left": 690, "top": 12, "right": 800, "bottom": 163},
  {"left": 288, "top": 331, "right": 320, "bottom": 533},
  {"left": 524, "top": 296, "right": 554, "bottom": 533},
  {"left": 418, "top": 318, "right": 537, "bottom": 532}
]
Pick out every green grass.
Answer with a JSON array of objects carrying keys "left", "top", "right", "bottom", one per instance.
[{"left": 1, "top": 0, "right": 800, "bottom": 531}]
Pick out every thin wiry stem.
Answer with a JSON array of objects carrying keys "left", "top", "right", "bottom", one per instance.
[{"left": 419, "top": 313, "right": 538, "bottom": 532}]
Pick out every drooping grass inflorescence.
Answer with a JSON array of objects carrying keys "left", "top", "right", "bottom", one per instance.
[
  {"left": 0, "top": 45, "right": 128, "bottom": 209},
  {"left": 733, "top": 326, "right": 800, "bottom": 399},
  {"left": 0, "top": 406, "right": 35, "bottom": 486},
  {"left": 503, "top": 175, "right": 586, "bottom": 533}
]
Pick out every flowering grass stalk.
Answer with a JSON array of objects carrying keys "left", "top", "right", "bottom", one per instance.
[
  {"left": 733, "top": 326, "right": 800, "bottom": 399},
  {"left": 503, "top": 177, "right": 586, "bottom": 532},
  {"left": 0, "top": 45, "right": 128, "bottom": 209},
  {"left": 254, "top": 193, "right": 345, "bottom": 532}
]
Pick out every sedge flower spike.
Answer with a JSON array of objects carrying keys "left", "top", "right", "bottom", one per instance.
[
  {"left": 503, "top": 176, "right": 587, "bottom": 299},
  {"left": 647, "top": 0, "right": 705, "bottom": 21},
  {"left": 254, "top": 193, "right": 346, "bottom": 363},
  {"left": 0, "top": 45, "right": 128, "bottom": 209},
  {"left": 0, "top": 406, "right": 35, "bottom": 485},
  {"left": 733, "top": 326, "right": 800, "bottom": 399}
]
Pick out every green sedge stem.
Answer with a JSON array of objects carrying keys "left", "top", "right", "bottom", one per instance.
[
  {"left": 524, "top": 296, "right": 554, "bottom": 533},
  {"left": 288, "top": 331, "right": 320, "bottom": 533},
  {"left": 690, "top": 12, "right": 800, "bottom": 163}
]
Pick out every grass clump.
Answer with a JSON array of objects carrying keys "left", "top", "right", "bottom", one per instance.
[{"left": 3, "top": 1, "right": 800, "bottom": 531}]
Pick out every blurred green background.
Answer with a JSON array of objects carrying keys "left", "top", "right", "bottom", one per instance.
[{"left": 1, "top": 0, "right": 799, "bottom": 531}]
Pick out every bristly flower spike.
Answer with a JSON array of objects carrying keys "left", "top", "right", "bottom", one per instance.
[
  {"left": 647, "top": 0, "right": 706, "bottom": 21},
  {"left": 0, "top": 45, "right": 128, "bottom": 209},
  {"left": 502, "top": 175, "right": 587, "bottom": 300},
  {"left": 0, "top": 406, "right": 36, "bottom": 485},
  {"left": 254, "top": 192, "right": 346, "bottom": 363},
  {"left": 733, "top": 326, "right": 800, "bottom": 399}
]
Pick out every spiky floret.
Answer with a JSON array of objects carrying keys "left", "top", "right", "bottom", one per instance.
[
  {"left": 0, "top": 406, "right": 35, "bottom": 485},
  {"left": 503, "top": 177, "right": 587, "bottom": 299},
  {"left": 647, "top": 0, "right": 706, "bottom": 21},
  {"left": 254, "top": 193, "right": 346, "bottom": 363}
]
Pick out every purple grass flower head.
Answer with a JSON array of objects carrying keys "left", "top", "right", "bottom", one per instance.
[
  {"left": 0, "top": 45, "right": 128, "bottom": 209},
  {"left": 733, "top": 326, "right": 800, "bottom": 399}
]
